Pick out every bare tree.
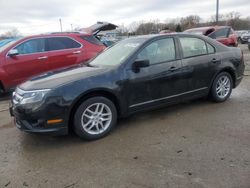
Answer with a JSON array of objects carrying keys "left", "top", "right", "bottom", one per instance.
[
  {"left": 1, "top": 28, "right": 21, "bottom": 38},
  {"left": 180, "top": 15, "right": 201, "bottom": 30}
]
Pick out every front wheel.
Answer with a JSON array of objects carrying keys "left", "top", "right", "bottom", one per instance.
[
  {"left": 74, "top": 97, "right": 117, "bottom": 140},
  {"left": 210, "top": 72, "right": 233, "bottom": 103}
]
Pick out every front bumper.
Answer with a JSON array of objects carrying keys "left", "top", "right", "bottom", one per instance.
[
  {"left": 241, "top": 37, "right": 250, "bottom": 43},
  {"left": 9, "top": 101, "right": 68, "bottom": 136}
]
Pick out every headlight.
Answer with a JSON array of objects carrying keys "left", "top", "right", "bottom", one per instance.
[
  {"left": 13, "top": 88, "right": 51, "bottom": 106},
  {"left": 20, "top": 89, "right": 51, "bottom": 105}
]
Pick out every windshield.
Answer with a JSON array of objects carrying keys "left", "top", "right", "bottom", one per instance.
[
  {"left": 90, "top": 37, "right": 146, "bottom": 66},
  {"left": 0, "top": 38, "right": 21, "bottom": 52}
]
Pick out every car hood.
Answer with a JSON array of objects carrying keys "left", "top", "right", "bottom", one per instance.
[
  {"left": 19, "top": 65, "right": 108, "bottom": 90},
  {"left": 81, "top": 22, "right": 117, "bottom": 35}
]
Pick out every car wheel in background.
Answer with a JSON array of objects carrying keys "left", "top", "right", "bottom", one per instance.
[
  {"left": 210, "top": 72, "right": 233, "bottom": 103},
  {"left": 74, "top": 96, "right": 117, "bottom": 140}
]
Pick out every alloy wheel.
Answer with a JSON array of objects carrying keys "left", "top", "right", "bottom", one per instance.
[
  {"left": 216, "top": 75, "right": 231, "bottom": 99},
  {"left": 81, "top": 103, "right": 112, "bottom": 135}
]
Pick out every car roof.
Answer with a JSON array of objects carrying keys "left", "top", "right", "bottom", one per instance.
[
  {"left": 186, "top": 26, "right": 230, "bottom": 32},
  {"left": 19, "top": 32, "right": 92, "bottom": 40},
  {"left": 128, "top": 33, "right": 210, "bottom": 40}
]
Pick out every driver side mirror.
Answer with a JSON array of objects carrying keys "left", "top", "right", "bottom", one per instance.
[
  {"left": 132, "top": 59, "right": 150, "bottom": 73},
  {"left": 8, "top": 49, "right": 19, "bottom": 57}
]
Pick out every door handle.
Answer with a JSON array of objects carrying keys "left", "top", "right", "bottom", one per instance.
[
  {"left": 169, "top": 66, "right": 178, "bottom": 72},
  {"left": 37, "top": 56, "right": 48, "bottom": 60},
  {"left": 211, "top": 58, "right": 220, "bottom": 63},
  {"left": 73, "top": 50, "right": 81, "bottom": 54}
]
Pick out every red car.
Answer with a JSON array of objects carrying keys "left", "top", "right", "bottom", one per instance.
[
  {"left": 0, "top": 22, "right": 117, "bottom": 93},
  {"left": 185, "top": 26, "right": 238, "bottom": 47}
]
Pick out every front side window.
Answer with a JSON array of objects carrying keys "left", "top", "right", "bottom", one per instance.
[
  {"left": 137, "top": 38, "right": 176, "bottom": 65},
  {"left": 48, "top": 37, "right": 81, "bottom": 51},
  {"left": 14, "top": 38, "right": 45, "bottom": 55},
  {"left": 180, "top": 37, "right": 207, "bottom": 58}
]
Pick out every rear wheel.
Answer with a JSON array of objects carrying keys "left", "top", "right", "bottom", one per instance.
[
  {"left": 210, "top": 72, "right": 233, "bottom": 103},
  {"left": 74, "top": 96, "right": 117, "bottom": 140}
]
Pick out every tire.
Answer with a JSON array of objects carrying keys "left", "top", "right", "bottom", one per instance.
[
  {"left": 74, "top": 96, "right": 117, "bottom": 140},
  {"left": 210, "top": 72, "right": 233, "bottom": 103}
]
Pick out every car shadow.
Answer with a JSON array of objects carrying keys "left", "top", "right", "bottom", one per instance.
[{"left": 18, "top": 97, "right": 216, "bottom": 151}]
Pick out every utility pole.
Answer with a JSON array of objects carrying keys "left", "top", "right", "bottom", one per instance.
[
  {"left": 59, "top": 18, "right": 62, "bottom": 32},
  {"left": 71, "top": 24, "right": 73, "bottom": 31},
  {"left": 216, "top": 0, "right": 219, "bottom": 25}
]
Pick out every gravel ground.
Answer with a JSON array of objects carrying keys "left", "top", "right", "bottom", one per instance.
[{"left": 0, "top": 44, "right": 249, "bottom": 188}]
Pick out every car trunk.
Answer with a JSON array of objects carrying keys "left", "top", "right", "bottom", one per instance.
[{"left": 80, "top": 22, "right": 117, "bottom": 36}]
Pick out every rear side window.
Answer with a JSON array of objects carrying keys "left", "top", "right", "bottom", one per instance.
[
  {"left": 47, "top": 37, "right": 81, "bottom": 51},
  {"left": 79, "top": 36, "right": 103, "bottom": 45},
  {"left": 14, "top": 38, "right": 45, "bottom": 55},
  {"left": 180, "top": 37, "right": 207, "bottom": 58}
]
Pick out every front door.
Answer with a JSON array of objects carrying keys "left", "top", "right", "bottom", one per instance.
[
  {"left": 126, "top": 37, "right": 186, "bottom": 111},
  {"left": 3, "top": 38, "right": 48, "bottom": 87}
]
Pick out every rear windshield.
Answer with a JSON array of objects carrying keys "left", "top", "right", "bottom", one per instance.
[{"left": 79, "top": 35, "right": 104, "bottom": 45}]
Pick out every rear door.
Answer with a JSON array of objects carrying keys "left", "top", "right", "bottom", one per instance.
[
  {"left": 3, "top": 38, "right": 48, "bottom": 87},
  {"left": 178, "top": 36, "right": 218, "bottom": 98},
  {"left": 46, "top": 37, "right": 83, "bottom": 72}
]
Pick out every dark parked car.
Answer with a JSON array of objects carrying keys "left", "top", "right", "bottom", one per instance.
[
  {"left": 185, "top": 26, "right": 238, "bottom": 47},
  {"left": 10, "top": 34, "right": 245, "bottom": 140}
]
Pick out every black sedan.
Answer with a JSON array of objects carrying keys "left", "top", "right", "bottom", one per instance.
[{"left": 10, "top": 34, "right": 245, "bottom": 140}]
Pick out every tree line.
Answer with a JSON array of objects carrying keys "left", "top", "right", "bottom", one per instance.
[
  {"left": 1, "top": 11, "right": 250, "bottom": 38},
  {"left": 117, "top": 11, "right": 250, "bottom": 35}
]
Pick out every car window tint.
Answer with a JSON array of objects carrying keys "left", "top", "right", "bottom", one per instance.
[
  {"left": 137, "top": 38, "right": 176, "bottom": 65},
  {"left": 180, "top": 37, "right": 207, "bottom": 58},
  {"left": 48, "top": 37, "right": 81, "bottom": 51},
  {"left": 14, "top": 38, "right": 45, "bottom": 55},
  {"left": 214, "top": 28, "right": 228, "bottom": 39},
  {"left": 79, "top": 36, "right": 103, "bottom": 45},
  {"left": 207, "top": 43, "right": 215, "bottom": 54}
]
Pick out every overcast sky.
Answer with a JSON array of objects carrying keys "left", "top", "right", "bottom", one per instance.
[{"left": 0, "top": 0, "right": 249, "bottom": 35}]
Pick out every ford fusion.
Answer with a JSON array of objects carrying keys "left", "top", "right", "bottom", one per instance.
[{"left": 10, "top": 34, "right": 245, "bottom": 140}]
